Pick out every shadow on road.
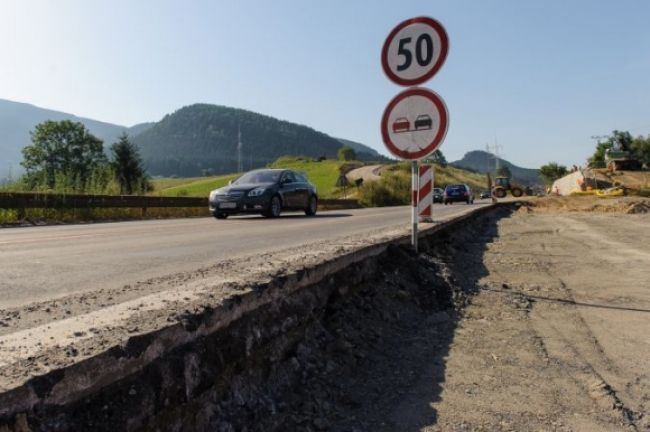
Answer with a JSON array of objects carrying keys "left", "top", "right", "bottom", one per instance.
[{"left": 480, "top": 287, "right": 650, "bottom": 313}]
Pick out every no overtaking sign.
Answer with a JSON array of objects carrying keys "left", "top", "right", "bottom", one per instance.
[{"left": 380, "top": 87, "right": 448, "bottom": 160}]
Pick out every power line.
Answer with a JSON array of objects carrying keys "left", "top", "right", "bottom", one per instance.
[{"left": 485, "top": 139, "right": 504, "bottom": 173}]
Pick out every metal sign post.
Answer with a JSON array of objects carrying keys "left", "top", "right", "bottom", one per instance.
[{"left": 411, "top": 160, "right": 419, "bottom": 252}]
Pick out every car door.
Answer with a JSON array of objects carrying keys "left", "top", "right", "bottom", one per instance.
[
  {"left": 279, "top": 171, "right": 299, "bottom": 208},
  {"left": 293, "top": 172, "right": 311, "bottom": 208}
]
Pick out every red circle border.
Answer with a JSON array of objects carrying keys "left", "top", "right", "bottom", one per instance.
[
  {"left": 381, "top": 16, "right": 449, "bottom": 86},
  {"left": 380, "top": 87, "right": 449, "bottom": 160}
]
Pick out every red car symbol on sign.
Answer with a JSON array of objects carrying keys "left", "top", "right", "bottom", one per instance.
[{"left": 392, "top": 117, "right": 410, "bottom": 133}]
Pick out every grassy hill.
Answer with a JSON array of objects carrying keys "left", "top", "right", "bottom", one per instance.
[
  {"left": 151, "top": 157, "right": 359, "bottom": 198},
  {"left": 433, "top": 165, "right": 490, "bottom": 191},
  {"left": 151, "top": 158, "right": 488, "bottom": 202},
  {"left": 151, "top": 174, "right": 239, "bottom": 197},
  {"left": 356, "top": 162, "right": 490, "bottom": 207}
]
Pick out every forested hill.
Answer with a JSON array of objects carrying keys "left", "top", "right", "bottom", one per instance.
[{"left": 133, "top": 104, "right": 352, "bottom": 177}]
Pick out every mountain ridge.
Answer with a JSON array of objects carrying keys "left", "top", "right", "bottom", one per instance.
[
  {"left": 451, "top": 150, "right": 541, "bottom": 185},
  {"left": 0, "top": 99, "right": 382, "bottom": 178}
]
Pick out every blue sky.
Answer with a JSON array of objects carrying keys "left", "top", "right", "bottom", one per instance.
[{"left": 1, "top": 0, "right": 649, "bottom": 168}]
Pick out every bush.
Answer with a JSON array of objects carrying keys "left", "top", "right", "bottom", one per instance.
[{"left": 358, "top": 170, "right": 410, "bottom": 207}]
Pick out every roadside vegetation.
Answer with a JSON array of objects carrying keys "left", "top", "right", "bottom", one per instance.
[
  {"left": 149, "top": 156, "right": 362, "bottom": 198},
  {"left": 358, "top": 161, "right": 488, "bottom": 207},
  {"left": 0, "top": 207, "right": 207, "bottom": 226},
  {"left": 589, "top": 130, "right": 650, "bottom": 168},
  {"left": 150, "top": 174, "right": 239, "bottom": 197},
  {"left": 539, "top": 162, "right": 568, "bottom": 185},
  {"left": 3, "top": 120, "right": 150, "bottom": 195}
]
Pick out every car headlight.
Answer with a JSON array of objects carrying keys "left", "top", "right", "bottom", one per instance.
[
  {"left": 209, "top": 190, "right": 217, "bottom": 200},
  {"left": 248, "top": 187, "right": 266, "bottom": 197}
]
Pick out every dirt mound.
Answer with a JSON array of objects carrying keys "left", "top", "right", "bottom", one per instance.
[
  {"left": 588, "top": 168, "right": 650, "bottom": 190},
  {"left": 625, "top": 201, "right": 650, "bottom": 214},
  {"left": 519, "top": 196, "right": 650, "bottom": 214}
]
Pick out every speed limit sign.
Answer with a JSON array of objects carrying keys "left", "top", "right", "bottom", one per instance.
[{"left": 381, "top": 16, "right": 449, "bottom": 86}]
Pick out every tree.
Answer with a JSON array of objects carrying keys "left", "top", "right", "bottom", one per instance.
[
  {"left": 539, "top": 162, "right": 568, "bottom": 184},
  {"left": 496, "top": 165, "right": 512, "bottom": 179},
  {"left": 110, "top": 133, "right": 150, "bottom": 194},
  {"left": 424, "top": 150, "right": 447, "bottom": 167},
  {"left": 21, "top": 120, "right": 106, "bottom": 189},
  {"left": 337, "top": 145, "right": 356, "bottom": 161},
  {"left": 631, "top": 135, "right": 650, "bottom": 168},
  {"left": 588, "top": 130, "right": 634, "bottom": 168}
]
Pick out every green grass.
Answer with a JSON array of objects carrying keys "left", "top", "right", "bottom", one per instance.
[
  {"left": 150, "top": 173, "right": 239, "bottom": 197},
  {"left": 433, "top": 165, "right": 490, "bottom": 191},
  {"left": 150, "top": 157, "right": 360, "bottom": 198},
  {"left": 268, "top": 157, "right": 361, "bottom": 197},
  {"left": 148, "top": 159, "right": 490, "bottom": 200}
]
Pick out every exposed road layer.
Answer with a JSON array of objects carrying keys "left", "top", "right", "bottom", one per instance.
[
  {"left": 0, "top": 202, "right": 491, "bottom": 403},
  {"left": 0, "top": 204, "right": 487, "bottom": 309}
]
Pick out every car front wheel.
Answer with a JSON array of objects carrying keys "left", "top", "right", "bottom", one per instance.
[
  {"left": 264, "top": 196, "right": 282, "bottom": 218},
  {"left": 214, "top": 213, "right": 228, "bottom": 219},
  {"left": 305, "top": 195, "right": 317, "bottom": 216}
]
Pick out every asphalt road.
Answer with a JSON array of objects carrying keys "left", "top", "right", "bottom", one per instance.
[{"left": 0, "top": 203, "right": 488, "bottom": 309}]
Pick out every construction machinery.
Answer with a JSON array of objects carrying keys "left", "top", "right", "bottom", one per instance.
[
  {"left": 605, "top": 148, "right": 641, "bottom": 171},
  {"left": 491, "top": 176, "right": 524, "bottom": 198}
]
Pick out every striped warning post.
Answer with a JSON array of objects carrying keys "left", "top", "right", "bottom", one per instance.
[{"left": 418, "top": 164, "right": 433, "bottom": 222}]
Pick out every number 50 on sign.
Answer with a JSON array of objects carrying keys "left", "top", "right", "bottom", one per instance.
[{"left": 381, "top": 16, "right": 449, "bottom": 87}]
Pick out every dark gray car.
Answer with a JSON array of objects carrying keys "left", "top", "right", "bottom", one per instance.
[{"left": 208, "top": 169, "right": 318, "bottom": 219}]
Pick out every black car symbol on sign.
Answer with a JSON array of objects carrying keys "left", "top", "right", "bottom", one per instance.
[{"left": 414, "top": 114, "right": 433, "bottom": 131}]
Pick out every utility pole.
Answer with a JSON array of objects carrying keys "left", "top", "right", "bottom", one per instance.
[
  {"left": 485, "top": 140, "right": 503, "bottom": 174},
  {"left": 237, "top": 123, "right": 243, "bottom": 173}
]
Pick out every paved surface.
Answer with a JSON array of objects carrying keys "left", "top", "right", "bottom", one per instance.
[
  {"left": 346, "top": 164, "right": 384, "bottom": 182},
  {"left": 0, "top": 203, "right": 488, "bottom": 309}
]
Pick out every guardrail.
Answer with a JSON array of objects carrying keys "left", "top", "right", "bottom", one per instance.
[{"left": 0, "top": 192, "right": 360, "bottom": 213}]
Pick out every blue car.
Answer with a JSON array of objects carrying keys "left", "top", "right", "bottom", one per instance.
[{"left": 443, "top": 184, "right": 473, "bottom": 205}]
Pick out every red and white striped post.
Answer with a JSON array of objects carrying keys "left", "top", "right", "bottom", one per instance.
[{"left": 418, "top": 164, "right": 433, "bottom": 223}]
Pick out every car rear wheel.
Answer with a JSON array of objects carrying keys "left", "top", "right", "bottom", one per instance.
[
  {"left": 264, "top": 196, "right": 282, "bottom": 218},
  {"left": 305, "top": 195, "right": 317, "bottom": 216},
  {"left": 214, "top": 213, "right": 228, "bottom": 219}
]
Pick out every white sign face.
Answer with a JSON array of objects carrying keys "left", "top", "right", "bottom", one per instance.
[
  {"left": 381, "top": 88, "right": 448, "bottom": 160},
  {"left": 381, "top": 16, "right": 449, "bottom": 86}
]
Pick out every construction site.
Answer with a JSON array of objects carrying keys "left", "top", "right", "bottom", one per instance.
[{"left": 0, "top": 195, "right": 648, "bottom": 431}]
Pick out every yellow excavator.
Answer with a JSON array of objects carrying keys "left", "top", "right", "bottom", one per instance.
[{"left": 489, "top": 175, "right": 524, "bottom": 198}]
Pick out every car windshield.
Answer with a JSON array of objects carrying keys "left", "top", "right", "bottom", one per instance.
[
  {"left": 446, "top": 185, "right": 465, "bottom": 192},
  {"left": 233, "top": 170, "right": 281, "bottom": 185}
]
